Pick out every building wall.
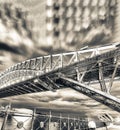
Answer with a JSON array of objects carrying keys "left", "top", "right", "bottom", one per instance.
[{"left": 112, "top": 0, "right": 120, "bottom": 43}]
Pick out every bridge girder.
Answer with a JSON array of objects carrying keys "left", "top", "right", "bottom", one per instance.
[{"left": 0, "top": 43, "right": 120, "bottom": 112}]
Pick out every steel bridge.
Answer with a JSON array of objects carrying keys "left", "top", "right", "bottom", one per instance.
[{"left": 0, "top": 43, "right": 120, "bottom": 113}]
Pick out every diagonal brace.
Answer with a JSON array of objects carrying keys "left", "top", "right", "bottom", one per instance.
[
  {"left": 46, "top": 76, "right": 60, "bottom": 89},
  {"left": 59, "top": 76, "right": 120, "bottom": 113},
  {"left": 108, "top": 62, "right": 119, "bottom": 93}
]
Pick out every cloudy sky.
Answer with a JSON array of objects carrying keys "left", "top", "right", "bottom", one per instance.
[{"left": 0, "top": 0, "right": 120, "bottom": 122}]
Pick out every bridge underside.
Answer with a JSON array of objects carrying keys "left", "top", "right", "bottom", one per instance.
[{"left": 0, "top": 44, "right": 120, "bottom": 114}]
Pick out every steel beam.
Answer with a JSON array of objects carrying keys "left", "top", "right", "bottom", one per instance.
[
  {"left": 31, "top": 109, "right": 36, "bottom": 130},
  {"left": 108, "top": 62, "right": 119, "bottom": 93},
  {"left": 59, "top": 76, "right": 120, "bottom": 113},
  {"left": 1, "top": 106, "right": 11, "bottom": 130},
  {"left": 37, "top": 78, "right": 54, "bottom": 91},
  {"left": 1, "top": 112, "right": 8, "bottom": 130},
  {"left": 98, "top": 62, "right": 107, "bottom": 92},
  {"left": 45, "top": 76, "right": 60, "bottom": 89}
]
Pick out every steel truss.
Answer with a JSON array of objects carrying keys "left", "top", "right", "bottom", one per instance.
[{"left": 0, "top": 43, "right": 120, "bottom": 112}]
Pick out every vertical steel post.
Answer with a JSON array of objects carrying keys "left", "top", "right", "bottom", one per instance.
[
  {"left": 61, "top": 54, "right": 63, "bottom": 68},
  {"left": 98, "top": 62, "right": 107, "bottom": 92},
  {"left": 1, "top": 112, "right": 8, "bottom": 130},
  {"left": 67, "top": 115, "right": 69, "bottom": 130},
  {"left": 60, "top": 113, "right": 62, "bottom": 130},
  {"left": 31, "top": 108, "right": 36, "bottom": 130},
  {"left": 74, "top": 117, "right": 75, "bottom": 130},
  {"left": 1, "top": 105, "right": 11, "bottom": 130},
  {"left": 49, "top": 110, "right": 52, "bottom": 130},
  {"left": 50, "top": 55, "right": 52, "bottom": 70}
]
